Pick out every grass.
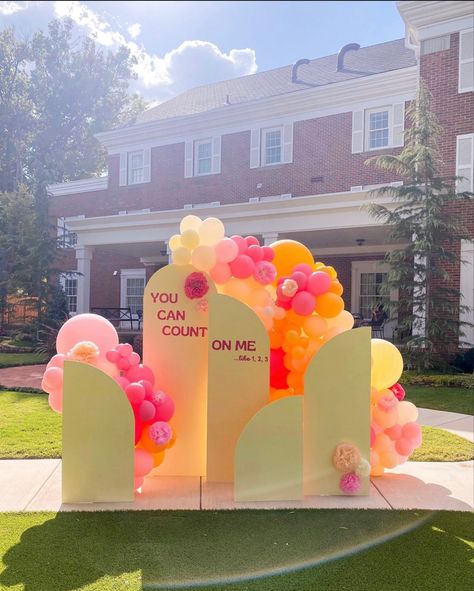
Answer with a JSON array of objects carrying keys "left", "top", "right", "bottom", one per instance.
[
  {"left": 411, "top": 426, "right": 474, "bottom": 462},
  {"left": 0, "top": 391, "right": 61, "bottom": 459},
  {"left": 0, "top": 352, "right": 48, "bottom": 369},
  {"left": 0, "top": 510, "right": 472, "bottom": 591},
  {"left": 405, "top": 385, "right": 474, "bottom": 415}
]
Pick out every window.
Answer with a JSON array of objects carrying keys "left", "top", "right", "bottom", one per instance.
[
  {"left": 262, "top": 127, "right": 282, "bottom": 165},
  {"left": 358, "top": 272, "right": 388, "bottom": 319},
  {"left": 57, "top": 215, "right": 84, "bottom": 249},
  {"left": 366, "top": 109, "right": 390, "bottom": 150},
  {"left": 60, "top": 274, "right": 78, "bottom": 314},
  {"left": 120, "top": 269, "right": 145, "bottom": 327},
  {"left": 127, "top": 150, "right": 144, "bottom": 185},
  {"left": 194, "top": 139, "right": 212, "bottom": 175},
  {"left": 456, "top": 134, "right": 474, "bottom": 193},
  {"left": 459, "top": 29, "right": 474, "bottom": 93}
]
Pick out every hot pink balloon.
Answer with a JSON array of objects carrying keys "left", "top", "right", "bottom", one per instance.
[
  {"left": 245, "top": 236, "right": 260, "bottom": 247},
  {"left": 307, "top": 271, "right": 332, "bottom": 296},
  {"left": 46, "top": 353, "right": 66, "bottom": 370},
  {"left": 48, "top": 390, "right": 63, "bottom": 413},
  {"left": 247, "top": 245, "right": 264, "bottom": 262},
  {"left": 215, "top": 238, "right": 239, "bottom": 263},
  {"left": 262, "top": 246, "right": 275, "bottom": 262},
  {"left": 56, "top": 313, "right": 119, "bottom": 359},
  {"left": 151, "top": 391, "right": 175, "bottom": 422},
  {"left": 210, "top": 262, "right": 232, "bottom": 284},
  {"left": 134, "top": 419, "right": 143, "bottom": 445},
  {"left": 230, "top": 235, "right": 247, "bottom": 254},
  {"left": 42, "top": 366, "right": 63, "bottom": 391},
  {"left": 114, "top": 376, "right": 130, "bottom": 390},
  {"left": 129, "top": 352, "right": 140, "bottom": 366},
  {"left": 291, "top": 290, "right": 315, "bottom": 316},
  {"left": 293, "top": 263, "right": 313, "bottom": 276},
  {"left": 138, "top": 400, "right": 156, "bottom": 423},
  {"left": 106, "top": 349, "right": 120, "bottom": 363},
  {"left": 140, "top": 380, "right": 154, "bottom": 397},
  {"left": 229, "top": 254, "right": 255, "bottom": 279},
  {"left": 291, "top": 271, "right": 307, "bottom": 290},
  {"left": 125, "top": 382, "right": 146, "bottom": 406},
  {"left": 117, "top": 343, "right": 133, "bottom": 357},
  {"left": 134, "top": 448, "right": 154, "bottom": 477},
  {"left": 126, "top": 364, "right": 155, "bottom": 386},
  {"left": 118, "top": 357, "right": 131, "bottom": 371}
]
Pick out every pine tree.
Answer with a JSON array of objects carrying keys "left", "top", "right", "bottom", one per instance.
[{"left": 366, "top": 82, "right": 473, "bottom": 368}]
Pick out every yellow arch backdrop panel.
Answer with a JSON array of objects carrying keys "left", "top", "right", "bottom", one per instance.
[
  {"left": 207, "top": 294, "right": 269, "bottom": 482},
  {"left": 144, "top": 264, "right": 216, "bottom": 476},
  {"left": 304, "top": 327, "right": 371, "bottom": 496},
  {"left": 235, "top": 396, "right": 303, "bottom": 502},
  {"left": 62, "top": 361, "right": 134, "bottom": 503}
]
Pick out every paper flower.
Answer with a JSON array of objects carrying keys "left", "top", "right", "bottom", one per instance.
[
  {"left": 281, "top": 278, "right": 298, "bottom": 297},
  {"left": 340, "top": 472, "right": 361, "bottom": 494},
  {"left": 333, "top": 443, "right": 361, "bottom": 472},
  {"left": 253, "top": 260, "right": 277, "bottom": 285},
  {"left": 355, "top": 458, "right": 371, "bottom": 477},
  {"left": 195, "top": 298, "right": 208, "bottom": 312},
  {"left": 68, "top": 341, "right": 100, "bottom": 364},
  {"left": 184, "top": 272, "right": 209, "bottom": 299},
  {"left": 149, "top": 421, "right": 172, "bottom": 446}
]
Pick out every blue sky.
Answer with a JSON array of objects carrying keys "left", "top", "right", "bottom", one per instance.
[{"left": 0, "top": 1, "right": 405, "bottom": 101}]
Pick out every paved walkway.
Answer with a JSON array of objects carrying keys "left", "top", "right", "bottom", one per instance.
[{"left": 0, "top": 364, "right": 46, "bottom": 389}]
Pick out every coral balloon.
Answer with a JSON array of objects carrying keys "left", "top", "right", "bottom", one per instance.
[
  {"left": 56, "top": 313, "right": 119, "bottom": 360},
  {"left": 172, "top": 246, "right": 192, "bottom": 266},
  {"left": 315, "top": 292, "right": 344, "bottom": 318},
  {"left": 46, "top": 353, "right": 66, "bottom": 369},
  {"left": 229, "top": 255, "right": 255, "bottom": 279},
  {"left": 270, "top": 240, "right": 314, "bottom": 279},
  {"left": 215, "top": 238, "right": 239, "bottom": 263},
  {"left": 134, "top": 448, "right": 154, "bottom": 477},
  {"left": 371, "top": 339, "right": 404, "bottom": 391},
  {"left": 198, "top": 217, "right": 225, "bottom": 245},
  {"left": 48, "top": 390, "right": 63, "bottom": 413},
  {"left": 210, "top": 262, "right": 232, "bottom": 284},
  {"left": 180, "top": 214, "right": 202, "bottom": 233},
  {"left": 191, "top": 245, "right": 216, "bottom": 271},
  {"left": 42, "top": 367, "right": 63, "bottom": 391},
  {"left": 180, "top": 229, "right": 200, "bottom": 250}
]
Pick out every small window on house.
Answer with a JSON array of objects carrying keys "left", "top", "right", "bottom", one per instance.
[
  {"left": 194, "top": 139, "right": 212, "bottom": 175},
  {"left": 459, "top": 29, "right": 474, "bottom": 93},
  {"left": 127, "top": 150, "right": 144, "bottom": 185},
  {"left": 366, "top": 109, "right": 390, "bottom": 150},
  {"left": 60, "top": 273, "right": 78, "bottom": 314},
  {"left": 262, "top": 127, "right": 282, "bottom": 165}
]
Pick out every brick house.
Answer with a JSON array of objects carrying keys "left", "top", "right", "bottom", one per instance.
[{"left": 48, "top": 0, "right": 474, "bottom": 345}]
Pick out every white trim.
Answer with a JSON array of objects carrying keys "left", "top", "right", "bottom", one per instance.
[
  {"left": 460, "top": 239, "right": 474, "bottom": 347},
  {"left": 59, "top": 272, "right": 78, "bottom": 316},
  {"left": 48, "top": 177, "right": 108, "bottom": 196},
  {"left": 458, "top": 28, "right": 474, "bottom": 93},
  {"left": 456, "top": 133, "right": 474, "bottom": 193},
  {"left": 118, "top": 209, "right": 151, "bottom": 215},
  {"left": 398, "top": 1, "right": 474, "bottom": 43},
  {"left": 120, "top": 268, "right": 146, "bottom": 327},
  {"left": 96, "top": 68, "right": 418, "bottom": 154}
]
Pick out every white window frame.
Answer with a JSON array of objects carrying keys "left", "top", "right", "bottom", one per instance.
[
  {"left": 456, "top": 133, "right": 474, "bottom": 193},
  {"left": 459, "top": 28, "right": 474, "bottom": 94},
  {"left": 194, "top": 138, "right": 213, "bottom": 176},
  {"left": 57, "top": 215, "right": 85, "bottom": 249},
  {"left": 127, "top": 150, "right": 145, "bottom": 185},
  {"left": 365, "top": 107, "right": 391, "bottom": 152},
  {"left": 120, "top": 268, "right": 146, "bottom": 329},
  {"left": 261, "top": 126, "right": 283, "bottom": 166},
  {"left": 59, "top": 272, "right": 78, "bottom": 316}
]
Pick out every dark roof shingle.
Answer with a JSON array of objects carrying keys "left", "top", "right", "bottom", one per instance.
[{"left": 136, "top": 39, "right": 416, "bottom": 124}]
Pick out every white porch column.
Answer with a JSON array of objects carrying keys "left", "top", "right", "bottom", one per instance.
[
  {"left": 164, "top": 240, "right": 172, "bottom": 264},
  {"left": 75, "top": 245, "right": 93, "bottom": 313},
  {"left": 460, "top": 240, "right": 474, "bottom": 347},
  {"left": 262, "top": 232, "right": 279, "bottom": 246}
]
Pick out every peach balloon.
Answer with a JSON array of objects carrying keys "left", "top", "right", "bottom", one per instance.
[
  {"left": 42, "top": 366, "right": 63, "bottom": 391},
  {"left": 210, "top": 262, "right": 232, "bottom": 284},
  {"left": 327, "top": 310, "right": 354, "bottom": 331},
  {"left": 303, "top": 315, "right": 327, "bottom": 338},
  {"left": 191, "top": 245, "right": 216, "bottom": 271},
  {"left": 48, "top": 390, "right": 63, "bottom": 413},
  {"left": 215, "top": 238, "right": 239, "bottom": 263},
  {"left": 397, "top": 400, "right": 419, "bottom": 424},
  {"left": 46, "top": 353, "right": 67, "bottom": 369}
]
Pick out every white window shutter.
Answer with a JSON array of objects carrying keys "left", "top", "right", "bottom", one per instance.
[
  {"left": 456, "top": 134, "right": 474, "bottom": 193},
  {"left": 459, "top": 29, "right": 474, "bottom": 93},
  {"left": 143, "top": 148, "right": 151, "bottom": 183},
  {"left": 184, "top": 141, "right": 193, "bottom": 178},
  {"left": 250, "top": 129, "right": 261, "bottom": 168},
  {"left": 352, "top": 111, "right": 364, "bottom": 154},
  {"left": 392, "top": 103, "right": 405, "bottom": 148},
  {"left": 119, "top": 152, "right": 127, "bottom": 186},
  {"left": 212, "top": 136, "right": 221, "bottom": 174},
  {"left": 282, "top": 123, "right": 294, "bottom": 163}
]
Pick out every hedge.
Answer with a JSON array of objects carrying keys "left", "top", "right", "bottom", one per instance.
[{"left": 402, "top": 372, "right": 474, "bottom": 389}]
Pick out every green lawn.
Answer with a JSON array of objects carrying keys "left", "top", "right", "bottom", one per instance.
[
  {"left": 0, "top": 352, "right": 48, "bottom": 369},
  {"left": 0, "top": 510, "right": 472, "bottom": 591},
  {"left": 411, "top": 426, "right": 474, "bottom": 462},
  {"left": 405, "top": 385, "right": 474, "bottom": 415}
]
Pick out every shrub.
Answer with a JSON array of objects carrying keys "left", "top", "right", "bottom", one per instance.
[{"left": 402, "top": 371, "right": 474, "bottom": 389}]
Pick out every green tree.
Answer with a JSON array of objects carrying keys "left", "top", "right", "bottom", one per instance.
[{"left": 366, "top": 82, "right": 473, "bottom": 368}]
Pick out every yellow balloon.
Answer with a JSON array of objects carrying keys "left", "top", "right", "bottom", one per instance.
[
  {"left": 181, "top": 229, "right": 200, "bottom": 250},
  {"left": 371, "top": 339, "right": 403, "bottom": 390},
  {"left": 168, "top": 234, "right": 182, "bottom": 251},
  {"left": 191, "top": 245, "right": 216, "bottom": 271},
  {"left": 172, "top": 246, "right": 191, "bottom": 265},
  {"left": 180, "top": 215, "right": 202, "bottom": 233},
  {"left": 270, "top": 240, "right": 314, "bottom": 279},
  {"left": 198, "top": 217, "right": 225, "bottom": 246}
]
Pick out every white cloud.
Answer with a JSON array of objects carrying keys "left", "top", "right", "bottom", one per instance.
[
  {"left": 0, "top": 1, "right": 29, "bottom": 15},
  {"left": 127, "top": 22, "right": 140, "bottom": 39},
  {"left": 52, "top": 1, "right": 257, "bottom": 99}
]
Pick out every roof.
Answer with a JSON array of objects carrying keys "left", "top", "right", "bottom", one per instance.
[{"left": 135, "top": 39, "right": 416, "bottom": 125}]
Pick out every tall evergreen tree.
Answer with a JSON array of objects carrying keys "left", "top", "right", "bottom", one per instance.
[{"left": 367, "top": 82, "right": 473, "bottom": 367}]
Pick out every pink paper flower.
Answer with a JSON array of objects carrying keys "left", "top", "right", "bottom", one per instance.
[
  {"left": 184, "top": 272, "right": 209, "bottom": 299},
  {"left": 67, "top": 341, "right": 100, "bottom": 364},
  {"left": 195, "top": 298, "right": 208, "bottom": 312},
  {"left": 281, "top": 278, "right": 298, "bottom": 297},
  {"left": 340, "top": 472, "right": 361, "bottom": 494},
  {"left": 253, "top": 260, "right": 277, "bottom": 285},
  {"left": 333, "top": 443, "right": 361, "bottom": 472},
  {"left": 149, "top": 421, "right": 172, "bottom": 446}
]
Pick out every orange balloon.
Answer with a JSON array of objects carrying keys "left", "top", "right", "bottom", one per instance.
[
  {"left": 328, "top": 280, "right": 344, "bottom": 296},
  {"left": 269, "top": 329, "right": 283, "bottom": 349},
  {"left": 270, "top": 240, "right": 314, "bottom": 279},
  {"left": 269, "top": 388, "right": 293, "bottom": 402},
  {"left": 315, "top": 292, "right": 344, "bottom": 318},
  {"left": 152, "top": 450, "right": 165, "bottom": 467}
]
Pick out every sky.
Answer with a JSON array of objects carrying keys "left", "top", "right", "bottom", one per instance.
[{"left": 0, "top": 1, "right": 405, "bottom": 102}]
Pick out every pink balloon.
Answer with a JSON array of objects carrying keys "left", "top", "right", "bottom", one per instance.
[
  {"left": 385, "top": 424, "right": 402, "bottom": 440},
  {"left": 395, "top": 437, "right": 413, "bottom": 456},
  {"left": 151, "top": 391, "right": 175, "bottom": 422},
  {"left": 307, "top": 271, "right": 331, "bottom": 296},
  {"left": 114, "top": 376, "right": 130, "bottom": 390},
  {"left": 402, "top": 422, "right": 421, "bottom": 440},
  {"left": 134, "top": 448, "right": 154, "bottom": 477},
  {"left": 245, "top": 236, "right": 260, "bottom": 247},
  {"left": 293, "top": 263, "right": 313, "bottom": 276},
  {"left": 106, "top": 349, "right": 119, "bottom": 363},
  {"left": 134, "top": 476, "right": 144, "bottom": 491},
  {"left": 125, "top": 382, "right": 146, "bottom": 406},
  {"left": 254, "top": 261, "right": 277, "bottom": 285},
  {"left": 230, "top": 235, "right": 247, "bottom": 254},
  {"left": 229, "top": 254, "right": 255, "bottom": 279},
  {"left": 42, "top": 366, "right": 63, "bottom": 391},
  {"left": 129, "top": 352, "right": 140, "bottom": 366},
  {"left": 262, "top": 246, "right": 275, "bottom": 262},
  {"left": 48, "top": 390, "right": 63, "bottom": 413},
  {"left": 46, "top": 353, "right": 66, "bottom": 370},
  {"left": 247, "top": 245, "right": 264, "bottom": 262},
  {"left": 140, "top": 380, "right": 154, "bottom": 398},
  {"left": 126, "top": 364, "right": 155, "bottom": 386},
  {"left": 370, "top": 426, "right": 376, "bottom": 446},
  {"left": 117, "top": 343, "right": 133, "bottom": 357},
  {"left": 215, "top": 238, "right": 239, "bottom": 263},
  {"left": 210, "top": 262, "right": 232, "bottom": 284},
  {"left": 291, "top": 291, "right": 315, "bottom": 316},
  {"left": 138, "top": 400, "right": 156, "bottom": 423},
  {"left": 134, "top": 419, "right": 143, "bottom": 445},
  {"left": 291, "top": 271, "right": 307, "bottom": 290},
  {"left": 118, "top": 357, "right": 131, "bottom": 371},
  {"left": 56, "top": 313, "right": 119, "bottom": 359}
]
